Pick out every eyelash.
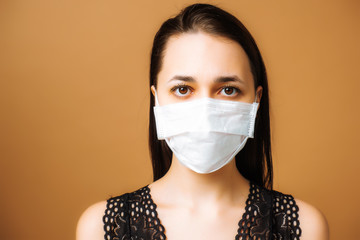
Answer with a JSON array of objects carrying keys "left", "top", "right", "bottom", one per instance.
[
  {"left": 220, "top": 85, "right": 241, "bottom": 96},
  {"left": 170, "top": 84, "right": 241, "bottom": 97},
  {"left": 170, "top": 84, "right": 193, "bottom": 97}
]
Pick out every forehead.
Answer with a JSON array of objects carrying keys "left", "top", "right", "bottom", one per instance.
[{"left": 158, "top": 32, "right": 254, "bottom": 84}]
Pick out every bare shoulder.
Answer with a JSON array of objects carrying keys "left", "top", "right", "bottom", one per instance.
[
  {"left": 296, "top": 198, "right": 329, "bottom": 240},
  {"left": 76, "top": 201, "right": 107, "bottom": 240}
]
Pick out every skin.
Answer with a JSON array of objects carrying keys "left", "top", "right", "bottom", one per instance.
[{"left": 76, "top": 32, "right": 329, "bottom": 240}]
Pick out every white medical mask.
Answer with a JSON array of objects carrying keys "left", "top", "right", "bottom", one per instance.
[{"left": 153, "top": 92, "right": 259, "bottom": 174}]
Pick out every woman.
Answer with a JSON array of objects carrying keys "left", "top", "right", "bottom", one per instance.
[{"left": 77, "top": 4, "right": 328, "bottom": 240}]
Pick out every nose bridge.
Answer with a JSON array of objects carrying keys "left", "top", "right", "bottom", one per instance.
[{"left": 197, "top": 84, "right": 212, "bottom": 99}]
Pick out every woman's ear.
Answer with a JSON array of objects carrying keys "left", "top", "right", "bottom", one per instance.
[
  {"left": 151, "top": 85, "right": 156, "bottom": 97},
  {"left": 256, "top": 86, "right": 263, "bottom": 103}
]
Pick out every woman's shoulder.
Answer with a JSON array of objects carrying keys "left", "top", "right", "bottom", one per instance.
[
  {"left": 76, "top": 187, "right": 148, "bottom": 240},
  {"left": 295, "top": 198, "right": 329, "bottom": 240},
  {"left": 76, "top": 193, "right": 129, "bottom": 240},
  {"left": 76, "top": 201, "right": 107, "bottom": 240},
  {"left": 266, "top": 186, "right": 329, "bottom": 240}
]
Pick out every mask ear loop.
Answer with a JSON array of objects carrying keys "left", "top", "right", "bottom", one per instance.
[{"left": 153, "top": 88, "right": 160, "bottom": 106}]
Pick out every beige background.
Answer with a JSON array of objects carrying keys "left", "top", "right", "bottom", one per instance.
[{"left": 1, "top": 0, "right": 359, "bottom": 239}]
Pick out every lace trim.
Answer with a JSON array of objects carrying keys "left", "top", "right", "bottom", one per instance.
[
  {"left": 272, "top": 190, "right": 302, "bottom": 239},
  {"left": 103, "top": 186, "right": 166, "bottom": 240},
  {"left": 236, "top": 183, "right": 301, "bottom": 240},
  {"left": 104, "top": 183, "right": 301, "bottom": 240},
  {"left": 236, "top": 183, "right": 272, "bottom": 239}
]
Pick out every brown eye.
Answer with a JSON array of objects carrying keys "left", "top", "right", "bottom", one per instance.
[
  {"left": 171, "top": 85, "right": 191, "bottom": 97},
  {"left": 178, "top": 87, "right": 188, "bottom": 95},
  {"left": 220, "top": 86, "right": 239, "bottom": 97},
  {"left": 224, "top": 87, "right": 234, "bottom": 95}
]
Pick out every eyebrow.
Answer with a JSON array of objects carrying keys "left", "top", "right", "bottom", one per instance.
[
  {"left": 168, "top": 75, "right": 195, "bottom": 82},
  {"left": 168, "top": 75, "right": 245, "bottom": 84},
  {"left": 214, "top": 75, "right": 245, "bottom": 84}
]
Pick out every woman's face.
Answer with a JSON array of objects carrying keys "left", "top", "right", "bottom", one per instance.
[{"left": 152, "top": 32, "right": 262, "bottom": 105}]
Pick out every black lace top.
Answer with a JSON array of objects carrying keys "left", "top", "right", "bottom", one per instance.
[{"left": 103, "top": 183, "right": 301, "bottom": 240}]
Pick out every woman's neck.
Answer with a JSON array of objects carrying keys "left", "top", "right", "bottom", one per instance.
[{"left": 149, "top": 155, "right": 249, "bottom": 207}]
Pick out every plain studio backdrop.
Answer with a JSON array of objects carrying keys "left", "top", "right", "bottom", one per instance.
[{"left": 0, "top": 0, "right": 359, "bottom": 239}]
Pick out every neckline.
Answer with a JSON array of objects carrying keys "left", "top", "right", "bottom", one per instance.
[{"left": 145, "top": 182, "right": 255, "bottom": 239}]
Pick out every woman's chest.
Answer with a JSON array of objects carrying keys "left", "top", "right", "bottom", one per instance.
[
  {"left": 156, "top": 205, "right": 245, "bottom": 240},
  {"left": 104, "top": 184, "right": 301, "bottom": 240}
]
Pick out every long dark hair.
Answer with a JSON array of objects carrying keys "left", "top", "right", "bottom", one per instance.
[{"left": 149, "top": 3, "right": 273, "bottom": 189}]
